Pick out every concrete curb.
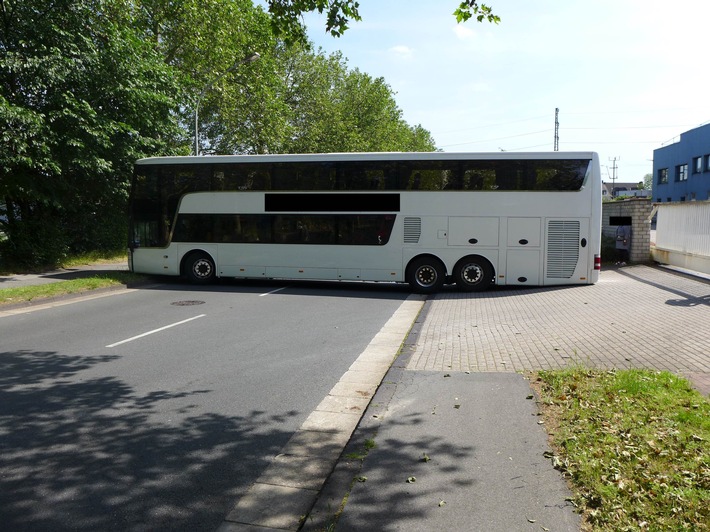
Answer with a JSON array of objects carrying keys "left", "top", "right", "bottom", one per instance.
[{"left": 217, "top": 295, "right": 426, "bottom": 532}]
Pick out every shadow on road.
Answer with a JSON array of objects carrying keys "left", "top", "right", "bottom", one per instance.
[{"left": 0, "top": 350, "right": 300, "bottom": 531}]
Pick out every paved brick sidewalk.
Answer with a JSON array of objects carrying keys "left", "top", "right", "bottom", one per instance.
[{"left": 407, "top": 265, "right": 710, "bottom": 395}]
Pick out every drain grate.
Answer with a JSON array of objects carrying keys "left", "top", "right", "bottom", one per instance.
[{"left": 171, "top": 300, "right": 206, "bottom": 306}]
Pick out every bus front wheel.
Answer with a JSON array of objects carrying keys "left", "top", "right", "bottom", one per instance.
[
  {"left": 453, "top": 255, "right": 493, "bottom": 292},
  {"left": 407, "top": 257, "right": 445, "bottom": 293},
  {"left": 184, "top": 252, "right": 216, "bottom": 284}
]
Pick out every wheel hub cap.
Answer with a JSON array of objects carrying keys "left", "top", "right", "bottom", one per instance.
[
  {"left": 417, "top": 266, "right": 437, "bottom": 286},
  {"left": 463, "top": 264, "right": 482, "bottom": 284}
]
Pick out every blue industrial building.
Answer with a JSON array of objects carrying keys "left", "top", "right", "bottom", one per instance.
[{"left": 653, "top": 122, "right": 710, "bottom": 202}]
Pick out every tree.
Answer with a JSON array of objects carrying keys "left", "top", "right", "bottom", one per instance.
[
  {"left": 263, "top": 46, "right": 436, "bottom": 154},
  {"left": 266, "top": 0, "right": 362, "bottom": 42},
  {"left": 0, "top": 0, "right": 183, "bottom": 268},
  {"left": 138, "top": 1, "right": 434, "bottom": 155},
  {"left": 134, "top": 0, "right": 279, "bottom": 154},
  {"left": 265, "top": 0, "right": 499, "bottom": 43}
]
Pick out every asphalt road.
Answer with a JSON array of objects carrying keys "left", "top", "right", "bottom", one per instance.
[{"left": 0, "top": 279, "right": 410, "bottom": 531}]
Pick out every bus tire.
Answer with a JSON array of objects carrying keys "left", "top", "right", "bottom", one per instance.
[
  {"left": 453, "top": 255, "right": 493, "bottom": 292},
  {"left": 407, "top": 256, "right": 446, "bottom": 293},
  {"left": 184, "top": 252, "right": 216, "bottom": 284}
]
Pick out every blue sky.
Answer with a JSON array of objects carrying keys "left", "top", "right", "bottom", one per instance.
[{"left": 299, "top": 0, "right": 710, "bottom": 183}]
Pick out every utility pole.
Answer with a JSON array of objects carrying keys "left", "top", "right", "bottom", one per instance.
[
  {"left": 609, "top": 157, "right": 619, "bottom": 197},
  {"left": 554, "top": 108, "right": 559, "bottom": 151}
]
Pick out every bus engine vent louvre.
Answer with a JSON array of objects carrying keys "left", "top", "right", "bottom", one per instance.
[
  {"left": 546, "top": 220, "right": 580, "bottom": 278},
  {"left": 403, "top": 217, "right": 422, "bottom": 243}
]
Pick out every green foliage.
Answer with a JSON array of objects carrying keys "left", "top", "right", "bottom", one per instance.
[
  {"left": 136, "top": 0, "right": 274, "bottom": 154},
  {"left": 536, "top": 369, "right": 709, "bottom": 531},
  {"left": 344, "top": 438, "right": 376, "bottom": 461},
  {"left": 453, "top": 1, "right": 500, "bottom": 24},
  {"left": 0, "top": 0, "right": 182, "bottom": 269},
  {"left": 266, "top": 1, "right": 499, "bottom": 44},
  {"left": 269, "top": 46, "right": 436, "bottom": 154},
  {"left": 0, "top": 214, "right": 71, "bottom": 270},
  {"left": 266, "top": 0, "right": 362, "bottom": 43}
]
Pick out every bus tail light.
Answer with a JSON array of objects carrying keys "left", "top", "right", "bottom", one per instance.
[{"left": 594, "top": 254, "right": 601, "bottom": 270}]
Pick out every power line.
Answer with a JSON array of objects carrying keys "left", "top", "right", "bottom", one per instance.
[
  {"left": 433, "top": 114, "right": 550, "bottom": 136},
  {"left": 439, "top": 129, "right": 553, "bottom": 149},
  {"left": 559, "top": 140, "right": 661, "bottom": 145},
  {"left": 500, "top": 143, "right": 552, "bottom": 151},
  {"left": 563, "top": 124, "right": 697, "bottom": 131}
]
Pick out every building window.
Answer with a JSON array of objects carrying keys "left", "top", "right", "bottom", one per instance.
[
  {"left": 705, "top": 154, "right": 710, "bottom": 172},
  {"left": 675, "top": 164, "right": 688, "bottom": 182},
  {"left": 658, "top": 168, "right": 668, "bottom": 184},
  {"left": 693, "top": 157, "right": 702, "bottom": 174}
]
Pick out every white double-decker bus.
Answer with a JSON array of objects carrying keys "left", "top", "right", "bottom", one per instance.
[{"left": 128, "top": 152, "right": 601, "bottom": 292}]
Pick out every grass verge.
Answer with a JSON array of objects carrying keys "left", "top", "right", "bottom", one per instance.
[
  {"left": 0, "top": 251, "right": 129, "bottom": 275},
  {"left": 60, "top": 251, "right": 128, "bottom": 268},
  {"left": 0, "top": 272, "right": 147, "bottom": 307},
  {"left": 533, "top": 368, "right": 709, "bottom": 531}
]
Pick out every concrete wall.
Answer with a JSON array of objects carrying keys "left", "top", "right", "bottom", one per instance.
[
  {"left": 651, "top": 201, "right": 710, "bottom": 275},
  {"left": 602, "top": 198, "right": 653, "bottom": 263}
]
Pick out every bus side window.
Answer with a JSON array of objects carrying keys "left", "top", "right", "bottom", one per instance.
[
  {"left": 248, "top": 170, "right": 271, "bottom": 190},
  {"left": 495, "top": 162, "right": 519, "bottom": 190}
]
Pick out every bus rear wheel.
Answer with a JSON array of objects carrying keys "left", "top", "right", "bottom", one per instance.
[
  {"left": 184, "top": 252, "right": 216, "bottom": 284},
  {"left": 407, "top": 257, "right": 445, "bottom": 293},
  {"left": 453, "top": 256, "right": 493, "bottom": 292}
]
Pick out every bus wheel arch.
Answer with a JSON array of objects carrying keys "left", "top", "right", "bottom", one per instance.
[
  {"left": 453, "top": 255, "right": 494, "bottom": 292},
  {"left": 182, "top": 250, "right": 216, "bottom": 284},
  {"left": 406, "top": 255, "right": 446, "bottom": 293}
]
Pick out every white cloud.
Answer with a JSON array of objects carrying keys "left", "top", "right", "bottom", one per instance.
[
  {"left": 388, "top": 45, "right": 414, "bottom": 60},
  {"left": 453, "top": 24, "right": 476, "bottom": 41}
]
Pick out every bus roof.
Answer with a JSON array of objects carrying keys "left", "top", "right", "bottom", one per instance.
[{"left": 135, "top": 152, "right": 598, "bottom": 165}]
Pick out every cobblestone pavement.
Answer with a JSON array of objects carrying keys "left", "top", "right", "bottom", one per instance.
[{"left": 407, "top": 265, "right": 710, "bottom": 395}]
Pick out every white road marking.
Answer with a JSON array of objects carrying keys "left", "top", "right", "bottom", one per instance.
[
  {"left": 260, "top": 286, "right": 288, "bottom": 297},
  {"left": 106, "top": 314, "right": 206, "bottom": 348}
]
